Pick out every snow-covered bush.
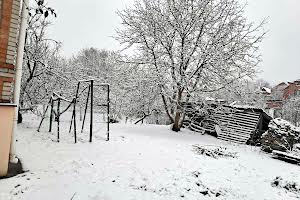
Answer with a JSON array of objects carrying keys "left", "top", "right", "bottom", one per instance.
[
  {"left": 261, "top": 118, "right": 300, "bottom": 153},
  {"left": 20, "top": 2, "right": 62, "bottom": 113}
]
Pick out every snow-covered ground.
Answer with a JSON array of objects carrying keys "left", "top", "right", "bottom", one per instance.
[{"left": 1, "top": 114, "right": 300, "bottom": 200}]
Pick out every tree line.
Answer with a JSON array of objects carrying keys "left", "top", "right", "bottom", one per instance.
[{"left": 20, "top": 0, "right": 300, "bottom": 130}]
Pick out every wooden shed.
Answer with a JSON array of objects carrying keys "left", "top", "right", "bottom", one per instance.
[
  {"left": 184, "top": 104, "right": 272, "bottom": 144},
  {"left": 214, "top": 105, "right": 272, "bottom": 144}
]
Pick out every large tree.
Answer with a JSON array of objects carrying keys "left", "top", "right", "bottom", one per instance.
[
  {"left": 20, "top": 1, "right": 60, "bottom": 114},
  {"left": 117, "top": 0, "right": 266, "bottom": 131}
]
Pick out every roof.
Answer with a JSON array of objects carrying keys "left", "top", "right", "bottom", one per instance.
[
  {"left": 262, "top": 87, "right": 271, "bottom": 94},
  {"left": 223, "top": 105, "right": 272, "bottom": 121},
  {"left": 273, "top": 82, "right": 288, "bottom": 91}
]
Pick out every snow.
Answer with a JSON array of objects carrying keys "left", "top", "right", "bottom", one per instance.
[
  {"left": 272, "top": 150, "right": 300, "bottom": 160},
  {"left": 205, "top": 97, "right": 215, "bottom": 101},
  {"left": 1, "top": 114, "right": 300, "bottom": 200},
  {"left": 271, "top": 118, "right": 300, "bottom": 133},
  {"left": 230, "top": 104, "right": 262, "bottom": 110},
  {"left": 262, "top": 87, "right": 271, "bottom": 94}
]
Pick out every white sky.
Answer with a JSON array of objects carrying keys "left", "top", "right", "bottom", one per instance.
[{"left": 47, "top": 0, "right": 300, "bottom": 85}]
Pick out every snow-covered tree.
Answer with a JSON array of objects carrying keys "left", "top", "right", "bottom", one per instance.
[
  {"left": 255, "top": 78, "right": 271, "bottom": 89},
  {"left": 20, "top": 2, "right": 61, "bottom": 114},
  {"left": 282, "top": 97, "right": 300, "bottom": 126},
  {"left": 116, "top": 0, "right": 266, "bottom": 131},
  {"left": 66, "top": 48, "right": 161, "bottom": 122},
  {"left": 118, "top": 64, "right": 162, "bottom": 123}
]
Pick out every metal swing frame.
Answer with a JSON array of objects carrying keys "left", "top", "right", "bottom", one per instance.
[{"left": 37, "top": 79, "right": 110, "bottom": 143}]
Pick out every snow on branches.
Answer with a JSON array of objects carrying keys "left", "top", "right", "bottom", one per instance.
[{"left": 116, "top": 0, "right": 266, "bottom": 131}]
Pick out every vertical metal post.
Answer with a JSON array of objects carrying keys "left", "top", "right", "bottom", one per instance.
[
  {"left": 90, "top": 80, "right": 94, "bottom": 142},
  {"left": 49, "top": 98, "right": 54, "bottom": 132},
  {"left": 57, "top": 98, "right": 60, "bottom": 142},
  {"left": 81, "top": 85, "right": 91, "bottom": 133},
  {"left": 73, "top": 98, "right": 77, "bottom": 143},
  {"left": 107, "top": 84, "right": 110, "bottom": 141},
  {"left": 73, "top": 82, "right": 80, "bottom": 143}
]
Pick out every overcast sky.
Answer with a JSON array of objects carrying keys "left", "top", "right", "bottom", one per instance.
[{"left": 47, "top": 0, "right": 300, "bottom": 85}]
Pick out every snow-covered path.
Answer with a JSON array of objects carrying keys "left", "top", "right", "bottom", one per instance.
[{"left": 0, "top": 115, "right": 299, "bottom": 200}]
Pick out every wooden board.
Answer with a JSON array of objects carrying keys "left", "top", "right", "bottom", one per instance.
[{"left": 272, "top": 150, "right": 300, "bottom": 165}]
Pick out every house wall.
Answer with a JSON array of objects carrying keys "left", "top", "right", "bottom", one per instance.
[
  {"left": 266, "top": 100, "right": 283, "bottom": 109},
  {"left": 283, "top": 81, "right": 300, "bottom": 99},
  {"left": 0, "top": 104, "right": 15, "bottom": 176},
  {"left": 0, "top": 0, "right": 21, "bottom": 103}
]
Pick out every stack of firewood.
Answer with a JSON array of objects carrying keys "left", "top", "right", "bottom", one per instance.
[{"left": 261, "top": 118, "right": 300, "bottom": 153}]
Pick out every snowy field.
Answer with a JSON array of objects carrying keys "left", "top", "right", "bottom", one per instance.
[{"left": 1, "top": 114, "right": 300, "bottom": 200}]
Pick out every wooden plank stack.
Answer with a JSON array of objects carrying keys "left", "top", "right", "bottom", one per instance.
[
  {"left": 215, "top": 110, "right": 260, "bottom": 144},
  {"left": 183, "top": 103, "right": 270, "bottom": 145},
  {"left": 272, "top": 150, "right": 300, "bottom": 165}
]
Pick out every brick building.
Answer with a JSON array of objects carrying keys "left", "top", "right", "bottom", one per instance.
[
  {"left": 265, "top": 80, "right": 300, "bottom": 118},
  {"left": 0, "top": 0, "right": 21, "bottom": 103},
  {"left": 283, "top": 80, "right": 300, "bottom": 99},
  {"left": 0, "top": 0, "right": 22, "bottom": 177}
]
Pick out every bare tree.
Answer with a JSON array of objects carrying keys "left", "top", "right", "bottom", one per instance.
[
  {"left": 20, "top": 2, "right": 61, "bottom": 113},
  {"left": 116, "top": 0, "right": 266, "bottom": 131},
  {"left": 256, "top": 78, "right": 271, "bottom": 89}
]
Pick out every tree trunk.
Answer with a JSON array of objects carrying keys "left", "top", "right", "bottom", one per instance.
[
  {"left": 172, "top": 112, "right": 181, "bottom": 132},
  {"left": 179, "top": 94, "right": 191, "bottom": 127},
  {"left": 172, "top": 89, "right": 183, "bottom": 132}
]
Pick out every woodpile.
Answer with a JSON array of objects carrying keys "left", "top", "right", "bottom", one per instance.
[{"left": 261, "top": 118, "right": 300, "bottom": 153}]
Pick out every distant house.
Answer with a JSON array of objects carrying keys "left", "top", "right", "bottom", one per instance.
[
  {"left": 265, "top": 80, "right": 300, "bottom": 118},
  {"left": 265, "top": 100, "right": 283, "bottom": 118},
  {"left": 261, "top": 87, "right": 271, "bottom": 95},
  {"left": 273, "top": 82, "right": 288, "bottom": 92},
  {"left": 283, "top": 80, "right": 300, "bottom": 99}
]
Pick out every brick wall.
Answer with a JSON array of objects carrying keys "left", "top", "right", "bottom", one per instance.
[
  {"left": 0, "top": 0, "right": 21, "bottom": 103},
  {"left": 266, "top": 100, "right": 283, "bottom": 109},
  {"left": 283, "top": 81, "right": 300, "bottom": 99}
]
